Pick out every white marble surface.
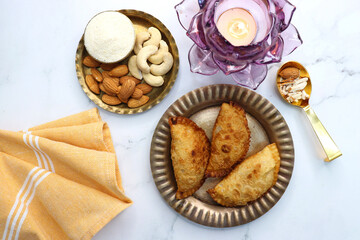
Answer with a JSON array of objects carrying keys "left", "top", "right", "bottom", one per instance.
[{"left": 0, "top": 0, "right": 359, "bottom": 239}]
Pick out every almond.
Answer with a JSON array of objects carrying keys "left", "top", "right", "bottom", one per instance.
[
  {"left": 131, "top": 88, "right": 143, "bottom": 100},
  {"left": 102, "top": 71, "right": 119, "bottom": 85},
  {"left": 83, "top": 56, "right": 100, "bottom": 68},
  {"left": 99, "top": 83, "right": 116, "bottom": 96},
  {"left": 100, "top": 62, "right": 119, "bottom": 71},
  {"left": 109, "top": 65, "right": 129, "bottom": 77},
  {"left": 128, "top": 95, "right": 150, "bottom": 108},
  {"left": 279, "top": 67, "right": 300, "bottom": 80},
  {"left": 136, "top": 83, "right": 153, "bottom": 94},
  {"left": 102, "top": 94, "right": 121, "bottom": 105},
  {"left": 110, "top": 77, "right": 120, "bottom": 86},
  {"left": 103, "top": 77, "right": 120, "bottom": 95},
  {"left": 91, "top": 68, "right": 103, "bottom": 82},
  {"left": 85, "top": 75, "right": 100, "bottom": 94},
  {"left": 119, "top": 76, "right": 141, "bottom": 85},
  {"left": 117, "top": 79, "right": 136, "bottom": 103},
  {"left": 102, "top": 71, "right": 111, "bottom": 78}
]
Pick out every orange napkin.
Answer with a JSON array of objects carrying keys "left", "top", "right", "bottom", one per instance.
[{"left": 0, "top": 108, "right": 132, "bottom": 240}]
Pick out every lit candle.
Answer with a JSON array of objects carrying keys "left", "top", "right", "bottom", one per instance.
[{"left": 216, "top": 8, "right": 257, "bottom": 47}]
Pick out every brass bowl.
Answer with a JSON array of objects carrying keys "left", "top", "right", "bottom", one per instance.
[
  {"left": 75, "top": 9, "right": 179, "bottom": 114},
  {"left": 150, "top": 84, "right": 295, "bottom": 227}
]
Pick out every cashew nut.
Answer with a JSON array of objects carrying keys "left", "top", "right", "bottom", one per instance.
[
  {"left": 148, "top": 40, "right": 169, "bottom": 64},
  {"left": 134, "top": 31, "right": 150, "bottom": 54},
  {"left": 136, "top": 45, "right": 158, "bottom": 74},
  {"left": 143, "top": 27, "right": 162, "bottom": 47},
  {"left": 143, "top": 72, "right": 164, "bottom": 87},
  {"left": 150, "top": 52, "right": 174, "bottom": 76},
  {"left": 128, "top": 55, "right": 142, "bottom": 80}
]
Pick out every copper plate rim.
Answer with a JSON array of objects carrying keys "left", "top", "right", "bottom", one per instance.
[
  {"left": 75, "top": 9, "right": 179, "bottom": 114},
  {"left": 150, "top": 84, "right": 295, "bottom": 227}
]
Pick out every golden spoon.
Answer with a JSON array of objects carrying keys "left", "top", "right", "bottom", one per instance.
[{"left": 276, "top": 61, "right": 342, "bottom": 162}]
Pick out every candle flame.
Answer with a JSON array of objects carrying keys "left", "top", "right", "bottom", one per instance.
[
  {"left": 228, "top": 19, "right": 249, "bottom": 39},
  {"left": 216, "top": 8, "right": 257, "bottom": 46}
]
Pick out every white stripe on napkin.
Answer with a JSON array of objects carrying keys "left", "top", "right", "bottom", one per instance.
[
  {"left": 28, "top": 134, "right": 49, "bottom": 171},
  {"left": 22, "top": 133, "right": 55, "bottom": 173},
  {"left": 34, "top": 136, "right": 55, "bottom": 173},
  {"left": 14, "top": 171, "right": 51, "bottom": 240},
  {"left": 1, "top": 167, "right": 39, "bottom": 240},
  {"left": 23, "top": 134, "right": 43, "bottom": 169},
  {"left": 2, "top": 132, "right": 55, "bottom": 239},
  {"left": 6, "top": 168, "right": 46, "bottom": 240}
]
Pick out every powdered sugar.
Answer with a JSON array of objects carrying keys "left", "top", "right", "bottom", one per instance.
[{"left": 84, "top": 11, "right": 135, "bottom": 63}]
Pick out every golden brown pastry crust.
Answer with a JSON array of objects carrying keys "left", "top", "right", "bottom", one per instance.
[
  {"left": 208, "top": 143, "right": 280, "bottom": 207},
  {"left": 205, "top": 102, "right": 250, "bottom": 178},
  {"left": 169, "top": 116, "right": 210, "bottom": 199}
]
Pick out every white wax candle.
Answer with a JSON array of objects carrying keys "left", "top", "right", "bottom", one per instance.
[{"left": 216, "top": 8, "right": 257, "bottom": 47}]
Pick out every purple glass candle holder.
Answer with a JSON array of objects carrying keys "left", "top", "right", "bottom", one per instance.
[{"left": 175, "top": 0, "right": 302, "bottom": 89}]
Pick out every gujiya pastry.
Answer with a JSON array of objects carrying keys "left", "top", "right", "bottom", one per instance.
[
  {"left": 169, "top": 102, "right": 280, "bottom": 206},
  {"left": 83, "top": 11, "right": 174, "bottom": 108}
]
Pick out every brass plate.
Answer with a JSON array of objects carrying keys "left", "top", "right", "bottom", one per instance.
[
  {"left": 75, "top": 9, "right": 179, "bottom": 114},
  {"left": 150, "top": 84, "right": 294, "bottom": 227}
]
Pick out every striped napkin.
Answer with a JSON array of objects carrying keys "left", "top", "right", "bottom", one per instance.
[{"left": 0, "top": 108, "right": 132, "bottom": 240}]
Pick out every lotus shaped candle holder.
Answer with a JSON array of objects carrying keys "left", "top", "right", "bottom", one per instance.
[{"left": 175, "top": 0, "right": 302, "bottom": 89}]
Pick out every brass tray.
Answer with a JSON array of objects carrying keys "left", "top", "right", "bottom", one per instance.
[
  {"left": 150, "top": 84, "right": 294, "bottom": 227},
  {"left": 75, "top": 9, "right": 179, "bottom": 114}
]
